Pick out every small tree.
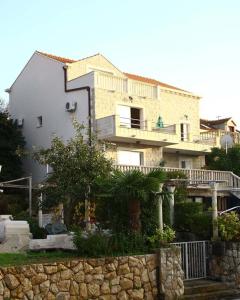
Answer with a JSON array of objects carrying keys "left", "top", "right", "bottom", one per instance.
[
  {"left": 0, "top": 101, "right": 25, "bottom": 181},
  {"left": 206, "top": 145, "right": 240, "bottom": 176},
  {"left": 95, "top": 169, "right": 166, "bottom": 234},
  {"left": 34, "top": 122, "right": 112, "bottom": 227}
]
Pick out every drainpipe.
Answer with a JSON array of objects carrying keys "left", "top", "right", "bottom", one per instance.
[
  {"left": 63, "top": 66, "right": 92, "bottom": 230},
  {"left": 63, "top": 66, "right": 92, "bottom": 145}
]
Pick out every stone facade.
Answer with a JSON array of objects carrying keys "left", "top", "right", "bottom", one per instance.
[
  {"left": 209, "top": 242, "right": 240, "bottom": 287},
  {"left": 94, "top": 87, "right": 206, "bottom": 169},
  {"left": 0, "top": 250, "right": 184, "bottom": 299}
]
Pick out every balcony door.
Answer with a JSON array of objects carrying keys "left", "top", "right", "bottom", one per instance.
[
  {"left": 118, "top": 150, "right": 142, "bottom": 166},
  {"left": 118, "top": 105, "right": 131, "bottom": 128},
  {"left": 118, "top": 105, "right": 141, "bottom": 129}
]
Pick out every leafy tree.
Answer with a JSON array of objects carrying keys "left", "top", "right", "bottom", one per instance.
[
  {"left": 95, "top": 169, "right": 166, "bottom": 234},
  {"left": 33, "top": 122, "right": 112, "bottom": 227},
  {"left": 0, "top": 101, "right": 25, "bottom": 181},
  {"left": 206, "top": 145, "right": 240, "bottom": 176}
]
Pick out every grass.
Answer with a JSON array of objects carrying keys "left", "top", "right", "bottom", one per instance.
[{"left": 0, "top": 251, "right": 79, "bottom": 267}]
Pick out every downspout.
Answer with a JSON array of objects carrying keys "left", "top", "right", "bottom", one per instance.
[
  {"left": 63, "top": 66, "right": 92, "bottom": 145},
  {"left": 63, "top": 65, "right": 92, "bottom": 230}
]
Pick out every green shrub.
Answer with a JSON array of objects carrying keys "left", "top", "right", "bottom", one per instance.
[
  {"left": 174, "top": 202, "right": 211, "bottom": 239},
  {"left": 73, "top": 231, "right": 110, "bottom": 257},
  {"left": 148, "top": 225, "right": 175, "bottom": 248},
  {"left": 109, "top": 232, "right": 148, "bottom": 255},
  {"left": 73, "top": 231, "right": 149, "bottom": 257},
  {"left": 218, "top": 212, "right": 240, "bottom": 241},
  {"left": 14, "top": 212, "right": 47, "bottom": 239},
  {"left": 175, "top": 202, "right": 203, "bottom": 231}
]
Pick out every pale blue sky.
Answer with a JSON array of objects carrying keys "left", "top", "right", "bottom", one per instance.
[{"left": 1, "top": 0, "right": 240, "bottom": 121}]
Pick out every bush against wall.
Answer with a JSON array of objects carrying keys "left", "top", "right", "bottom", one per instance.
[
  {"left": 218, "top": 211, "right": 240, "bottom": 241},
  {"left": 175, "top": 202, "right": 212, "bottom": 240}
]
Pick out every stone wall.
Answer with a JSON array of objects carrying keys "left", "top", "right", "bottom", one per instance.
[
  {"left": 0, "top": 250, "right": 184, "bottom": 300},
  {"left": 209, "top": 242, "right": 240, "bottom": 287}
]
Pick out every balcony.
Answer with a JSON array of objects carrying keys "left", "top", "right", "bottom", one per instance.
[
  {"left": 199, "top": 130, "right": 240, "bottom": 147},
  {"left": 96, "top": 115, "right": 179, "bottom": 146},
  {"left": 114, "top": 164, "right": 240, "bottom": 190},
  {"left": 95, "top": 72, "right": 159, "bottom": 99}
]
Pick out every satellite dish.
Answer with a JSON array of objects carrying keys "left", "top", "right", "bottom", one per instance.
[{"left": 220, "top": 134, "right": 233, "bottom": 153}]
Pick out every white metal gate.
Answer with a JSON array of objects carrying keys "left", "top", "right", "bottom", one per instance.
[{"left": 171, "top": 241, "right": 208, "bottom": 280}]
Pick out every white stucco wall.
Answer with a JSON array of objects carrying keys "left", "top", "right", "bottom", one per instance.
[{"left": 9, "top": 52, "right": 92, "bottom": 183}]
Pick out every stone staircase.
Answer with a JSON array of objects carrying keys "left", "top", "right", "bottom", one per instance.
[{"left": 181, "top": 279, "right": 240, "bottom": 300}]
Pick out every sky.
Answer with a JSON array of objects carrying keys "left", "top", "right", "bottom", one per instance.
[{"left": 1, "top": 0, "right": 240, "bottom": 122}]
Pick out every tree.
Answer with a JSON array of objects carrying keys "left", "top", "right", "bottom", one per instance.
[
  {"left": 95, "top": 169, "right": 166, "bottom": 234},
  {"left": 206, "top": 145, "right": 240, "bottom": 176},
  {"left": 34, "top": 122, "right": 112, "bottom": 227},
  {"left": 0, "top": 101, "right": 25, "bottom": 181}
]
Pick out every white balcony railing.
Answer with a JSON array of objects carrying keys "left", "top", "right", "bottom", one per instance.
[
  {"left": 199, "top": 130, "right": 240, "bottom": 146},
  {"left": 95, "top": 72, "right": 159, "bottom": 99},
  {"left": 114, "top": 164, "right": 240, "bottom": 189}
]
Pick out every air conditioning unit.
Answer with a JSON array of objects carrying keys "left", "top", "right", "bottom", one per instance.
[
  {"left": 66, "top": 102, "right": 77, "bottom": 112},
  {"left": 17, "top": 118, "right": 24, "bottom": 127}
]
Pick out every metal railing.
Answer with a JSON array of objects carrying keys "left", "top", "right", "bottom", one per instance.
[
  {"left": 114, "top": 164, "right": 240, "bottom": 188},
  {"left": 171, "top": 241, "right": 208, "bottom": 280},
  {"left": 119, "top": 117, "right": 145, "bottom": 130}
]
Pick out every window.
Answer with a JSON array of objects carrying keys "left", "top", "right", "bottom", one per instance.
[
  {"left": 117, "top": 150, "right": 143, "bottom": 166},
  {"left": 180, "top": 123, "right": 189, "bottom": 141},
  {"left": 37, "top": 116, "right": 43, "bottom": 128},
  {"left": 179, "top": 159, "right": 193, "bottom": 169},
  {"left": 117, "top": 105, "right": 141, "bottom": 129}
]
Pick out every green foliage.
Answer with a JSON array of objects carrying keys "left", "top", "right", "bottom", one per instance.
[
  {"left": 95, "top": 169, "right": 166, "bottom": 234},
  {"left": 73, "top": 231, "right": 149, "bottom": 257},
  {"left": 148, "top": 225, "right": 176, "bottom": 248},
  {"left": 73, "top": 231, "right": 110, "bottom": 257},
  {"left": 109, "top": 232, "right": 149, "bottom": 255},
  {"left": 33, "top": 122, "right": 112, "bottom": 226},
  {"left": 0, "top": 109, "right": 25, "bottom": 181},
  {"left": 206, "top": 145, "right": 240, "bottom": 176},
  {"left": 218, "top": 212, "right": 240, "bottom": 241},
  {"left": 14, "top": 212, "right": 47, "bottom": 239},
  {"left": 174, "top": 202, "right": 212, "bottom": 239}
]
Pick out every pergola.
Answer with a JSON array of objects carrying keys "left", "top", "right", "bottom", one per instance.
[
  {"left": 0, "top": 165, "right": 33, "bottom": 217},
  {"left": 155, "top": 179, "right": 225, "bottom": 240}
]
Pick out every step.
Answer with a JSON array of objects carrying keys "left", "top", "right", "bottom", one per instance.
[
  {"left": 182, "top": 289, "right": 240, "bottom": 300},
  {"left": 184, "top": 280, "right": 230, "bottom": 295}
]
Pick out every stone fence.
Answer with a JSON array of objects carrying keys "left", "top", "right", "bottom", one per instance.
[
  {"left": 0, "top": 248, "right": 184, "bottom": 300},
  {"left": 209, "top": 242, "right": 240, "bottom": 287}
]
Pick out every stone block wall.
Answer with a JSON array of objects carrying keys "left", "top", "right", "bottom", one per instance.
[
  {"left": 209, "top": 242, "right": 240, "bottom": 287},
  {"left": 0, "top": 250, "right": 184, "bottom": 300}
]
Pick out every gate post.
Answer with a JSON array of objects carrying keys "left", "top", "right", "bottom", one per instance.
[{"left": 157, "top": 247, "right": 184, "bottom": 299}]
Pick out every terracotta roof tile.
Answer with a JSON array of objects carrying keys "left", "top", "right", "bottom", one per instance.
[
  {"left": 37, "top": 51, "right": 191, "bottom": 93},
  {"left": 124, "top": 72, "right": 188, "bottom": 93},
  {"left": 200, "top": 117, "right": 232, "bottom": 126},
  {"left": 37, "top": 51, "right": 77, "bottom": 63}
]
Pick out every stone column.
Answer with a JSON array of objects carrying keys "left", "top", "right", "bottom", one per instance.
[
  {"left": 38, "top": 193, "right": 43, "bottom": 228},
  {"left": 167, "top": 185, "right": 176, "bottom": 226},
  {"left": 157, "top": 183, "right": 164, "bottom": 231},
  {"left": 210, "top": 182, "right": 219, "bottom": 240}
]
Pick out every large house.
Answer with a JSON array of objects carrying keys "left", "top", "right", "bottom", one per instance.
[{"left": 6, "top": 51, "right": 240, "bottom": 209}]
